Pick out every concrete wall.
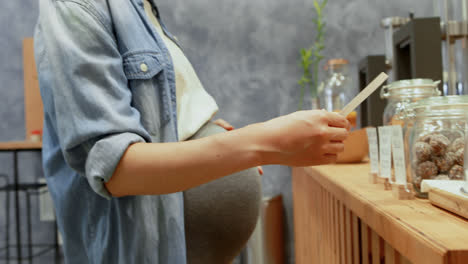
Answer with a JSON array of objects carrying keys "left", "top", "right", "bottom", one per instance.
[{"left": 0, "top": 0, "right": 433, "bottom": 263}]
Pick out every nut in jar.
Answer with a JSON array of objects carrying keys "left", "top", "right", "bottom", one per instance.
[{"left": 413, "top": 132, "right": 463, "bottom": 175}]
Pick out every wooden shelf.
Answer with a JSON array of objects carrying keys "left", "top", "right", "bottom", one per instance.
[
  {"left": 0, "top": 141, "right": 42, "bottom": 151},
  {"left": 292, "top": 163, "right": 468, "bottom": 264}
]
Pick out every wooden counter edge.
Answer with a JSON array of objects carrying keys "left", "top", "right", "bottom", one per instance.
[{"left": 0, "top": 141, "right": 42, "bottom": 150}]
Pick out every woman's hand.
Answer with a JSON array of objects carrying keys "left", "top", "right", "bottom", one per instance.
[
  {"left": 213, "top": 118, "right": 264, "bottom": 175},
  {"left": 258, "top": 110, "right": 350, "bottom": 167}
]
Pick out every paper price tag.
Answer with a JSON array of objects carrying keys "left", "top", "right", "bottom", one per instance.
[
  {"left": 391, "top": 125, "right": 407, "bottom": 185},
  {"left": 366, "top": 127, "right": 379, "bottom": 174},
  {"left": 378, "top": 126, "right": 392, "bottom": 179}
]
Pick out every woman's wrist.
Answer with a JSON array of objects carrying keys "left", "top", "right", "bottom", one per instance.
[{"left": 236, "top": 122, "right": 280, "bottom": 166}]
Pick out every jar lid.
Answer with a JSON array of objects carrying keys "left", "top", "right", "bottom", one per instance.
[
  {"left": 324, "top": 58, "right": 348, "bottom": 70},
  {"left": 380, "top": 79, "right": 441, "bottom": 99},
  {"left": 408, "top": 95, "right": 468, "bottom": 117},
  {"left": 380, "top": 17, "right": 410, "bottom": 28},
  {"left": 327, "top": 58, "right": 348, "bottom": 66}
]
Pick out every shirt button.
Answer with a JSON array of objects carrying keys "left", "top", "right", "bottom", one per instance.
[{"left": 140, "top": 63, "right": 148, "bottom": 72}]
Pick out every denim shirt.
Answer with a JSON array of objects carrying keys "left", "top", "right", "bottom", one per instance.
[{"left": 34, "top": 0, "right": 187, "bottom": 263}]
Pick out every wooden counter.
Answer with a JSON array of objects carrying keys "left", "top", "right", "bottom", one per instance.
[
  {"left": 292, "top": 163, "right": 468, "bottom": 264},
  {"left": 0, "top": 141, "right": 42, "bottom": 151}
]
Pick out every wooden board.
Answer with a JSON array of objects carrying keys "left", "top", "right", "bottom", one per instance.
[
  {"left": 0, "top": 141, "right": 42, "bottom": 151},
  {"left": 429, "top": 188, "right": 468, "bottom": 220},
  {"left": 263, "top": 195, "right": 285, "bottom": 264},
  {"left": 361, "top": 221, "right": 370, "bottom": 264},
  {"left": 352, "top": 214, "right": 360, "bottom": 264},
  {"left": 23, "top": 38, "right": 44, "bottom": 140},
  {"left": 293, "top": 163, "right": 468, "bottom": 264}
]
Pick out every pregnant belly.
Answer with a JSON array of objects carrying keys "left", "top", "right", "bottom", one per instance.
[{"left": 183, "top": 121, "right": 262, "bottom": 264}]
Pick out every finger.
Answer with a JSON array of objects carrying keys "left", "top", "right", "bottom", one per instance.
[
  {"left": 257, "top": 166, "right": 264, "bottom": 175},
  {"left": 325, "top": 127, "right": 349, "bottom": 141},
  {"left": 330, "top": 140, "right": 344, "bottom": 144},
  {"left": 326, "top": 112, "right": 349, "bottom": 128},
  {"left": 214, "top": 119, "right": 234, "bottom": 131},
  {"left": 322, "top": 153, "right": 338, "bottom": 164},
  {"left": 323, "top": 142, "right": 345, "bottom": 154}
]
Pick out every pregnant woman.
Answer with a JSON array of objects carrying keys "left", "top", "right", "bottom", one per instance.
[{"left": 34, "top": 0, "right": 350, "bottom": 263}]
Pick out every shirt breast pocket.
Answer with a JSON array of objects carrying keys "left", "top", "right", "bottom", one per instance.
[{"left": 122, "top": 51, "right": 170, "bottom": 136}]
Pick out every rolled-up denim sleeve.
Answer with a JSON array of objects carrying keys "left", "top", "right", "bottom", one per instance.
[{"left": 37, "top": 1, "right": 152, "bottom": 199}]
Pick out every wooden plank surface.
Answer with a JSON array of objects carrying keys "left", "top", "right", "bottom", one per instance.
[
  {"left": 335, "top": 200, "right": 345, "bottom": 263},
  {"left": 429, "top": 188, "right": 468, "bottom": 220},
  {"left": 385, "top": 241, "right": 395, "bottom": 264},
  {"left": 371, "top": 230, "right": 380, "bottom": 264},
  {"left": 293, "top": 163, "right": 468, "bottom": 264},
  {"left": 401, "top": 255, "right": 411, "bottom": 264},
  {"left": 263, "top": 195, "right": 285, "bottom": 264},
  {"left": 339, "top": 201, "right": 346, "bottom": 263},
  {"left": 0, "top": 141, "right": 42, "bottom": 150},
  {"left": 333, "top": 196, "right": 339, "bottom": 263},
  {"left": 352, "top": 214, "right": 360, "bottom": 264},
  {"left": 292, "top": 171, "right": 309, "bottom": 264},
  {"left": 345, "top": 208, "right": 353, "bottom": 264},
  {"left": 361, "top": 221, "right": 370, "bottom": 264}
]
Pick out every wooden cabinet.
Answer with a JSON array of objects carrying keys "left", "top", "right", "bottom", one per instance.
[{"left": 292, "top": 163, "right": 468, "bottom": 264}]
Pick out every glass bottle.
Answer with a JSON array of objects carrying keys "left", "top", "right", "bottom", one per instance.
[
  {"left": 318, "top": 59, "right": 358, "bottom": 127},
  {"left": 318, "top": 59, "right": 351, "bottom": 112}
]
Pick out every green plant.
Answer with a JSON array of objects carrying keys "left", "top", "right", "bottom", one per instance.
[{"left": 298, "top": 0, "right": 327, "bottom": 110}]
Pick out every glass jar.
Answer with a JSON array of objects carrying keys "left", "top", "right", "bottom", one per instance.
[
  {"left": 380, "top": 79, "right": 441, "bottom": 126},
  {"left": 318, "top": 59, "right": 356, "bottom": 126},
  {"left": 318, "top": 59, "right": 351, "bottom": 112},
  {"left": 407, "top": 96, "right": 468, "bottom": 198}
]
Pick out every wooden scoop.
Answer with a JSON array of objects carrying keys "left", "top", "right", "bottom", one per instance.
[{"left": 340, "top": 72, "right": 388, "bottom": 117}]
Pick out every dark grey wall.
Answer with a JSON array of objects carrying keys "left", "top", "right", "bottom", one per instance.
[{"left": 0, "top": 0, "right": 433, "bottom": 263}]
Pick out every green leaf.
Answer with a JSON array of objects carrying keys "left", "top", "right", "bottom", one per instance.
[
  {"left": 321, "top": 0, "right": 328, "bottom": 8},
  {"left": 313, "top": 0, "right": 320, "bottom": 12}
]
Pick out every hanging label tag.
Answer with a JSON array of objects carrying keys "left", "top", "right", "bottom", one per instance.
[
  {"left": 366, "top": 127, "right": 379, "bottom": 174},
  {"left": 378, "top": 126, "right": 392, "bottom": 179},
  {"left": 391, "top": 125, "right": 407, "bottom": 185}
]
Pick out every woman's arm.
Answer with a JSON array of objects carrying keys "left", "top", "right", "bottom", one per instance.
[
  {"left": 105, "top": 110, "right": 349, "bottom": 197},
  {"left": 212, "top": 118, "right": 263, "bottom": 175}
]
